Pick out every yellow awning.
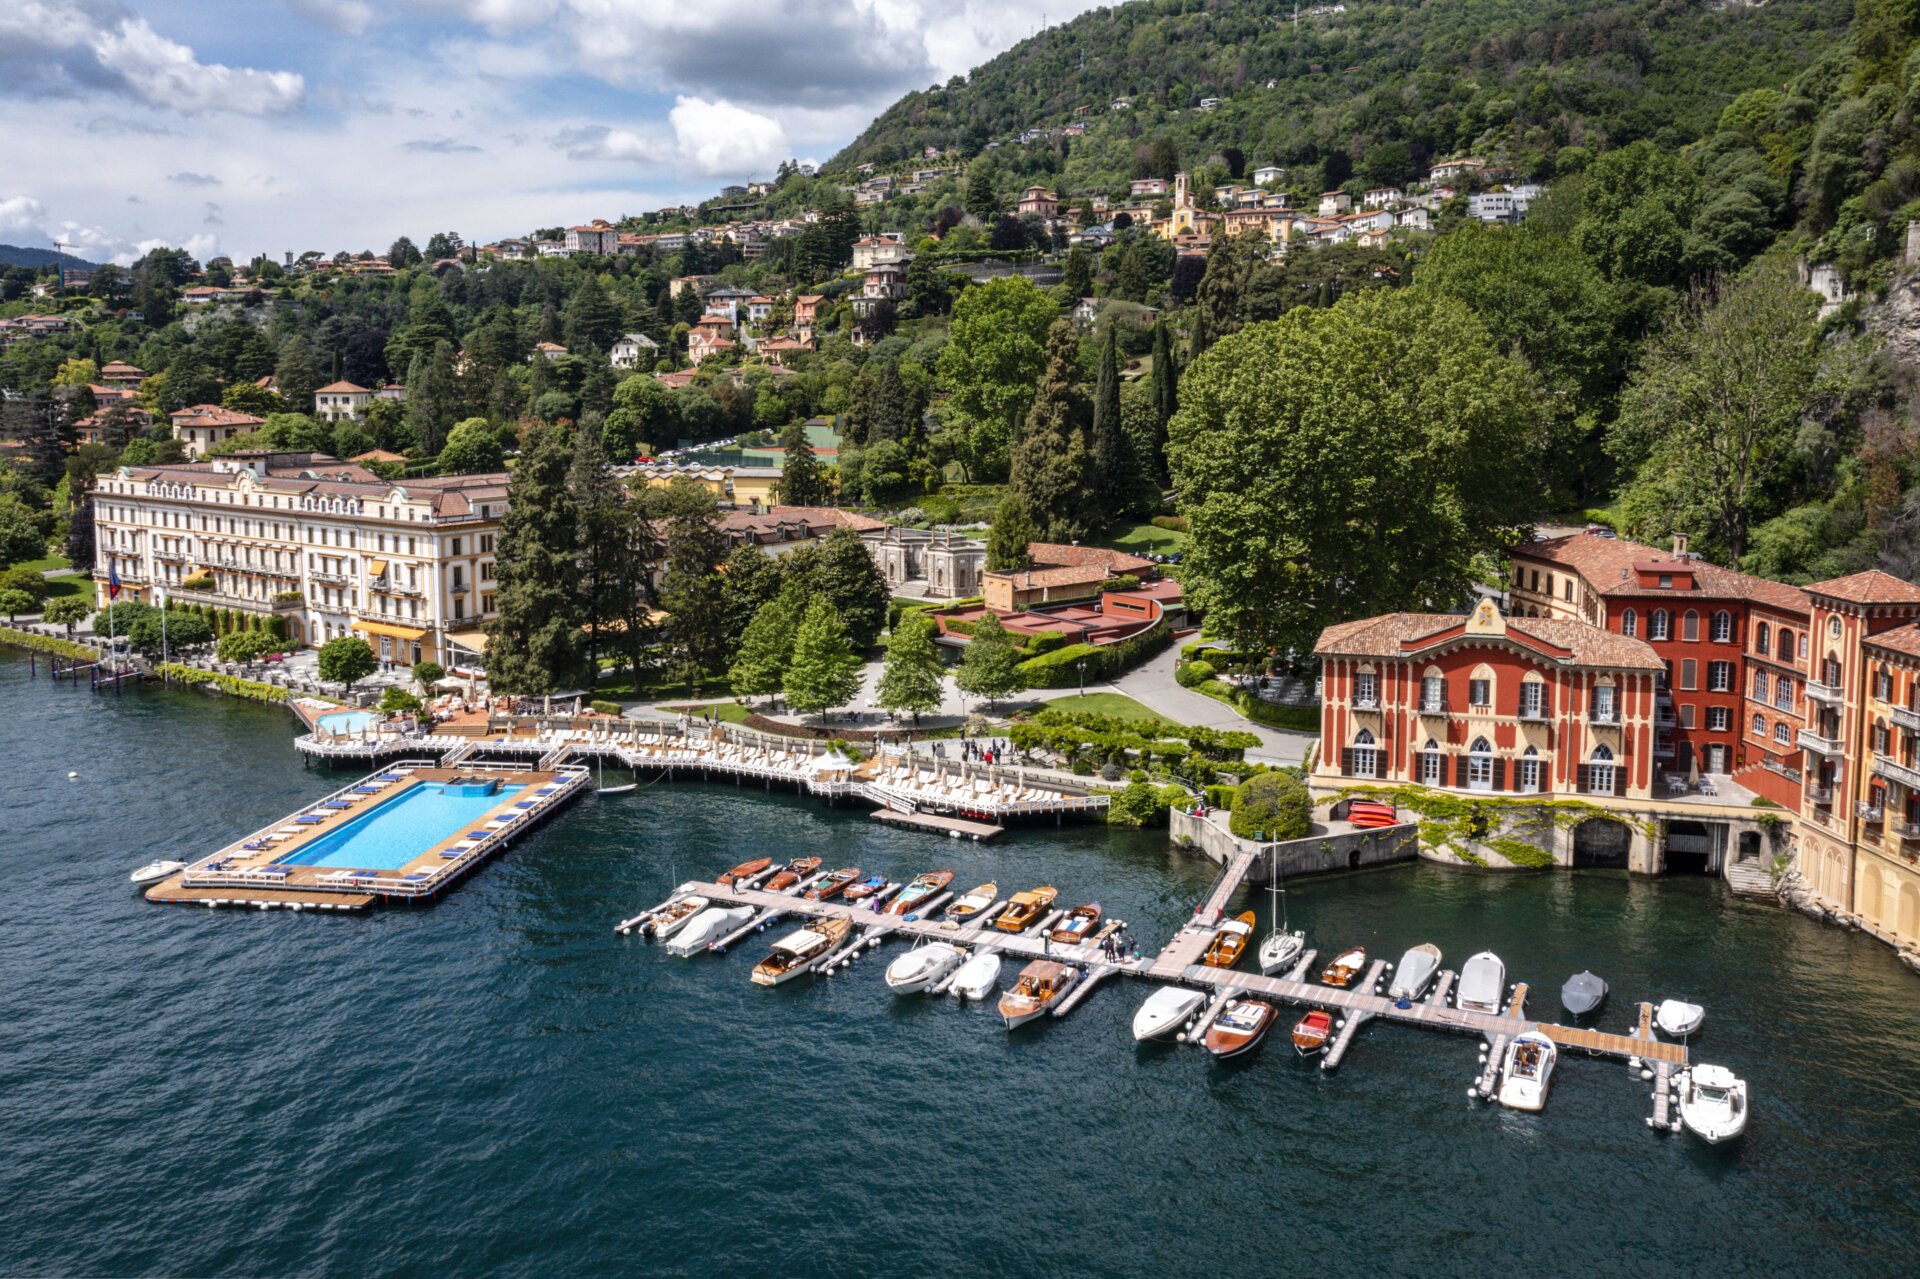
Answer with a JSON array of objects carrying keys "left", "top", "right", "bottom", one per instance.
[
  {"left": 353, "top": 620, "right": 427, "bottom": 641},
  {"left": 367, "top": 559, "right": 389, "bottom": 579},
  {"left": 445, "top": 629, "right": 489, "bottom": 654}
]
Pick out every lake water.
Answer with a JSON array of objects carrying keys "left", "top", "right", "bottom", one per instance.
[{"left": 3, "top": 649, "right": 1918, "bottom": 1276}]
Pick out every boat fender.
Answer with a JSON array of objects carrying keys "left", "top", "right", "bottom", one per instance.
[
  {"left": 1175, "top": 1033, "right": 1187, "bottom": 1043},
  {"left": 1468, "top": 1089, "right": 1480, "bottom": 1100},
  {"left": 1640, "top": 1069, "right": 1653, "bottom": 1081}
]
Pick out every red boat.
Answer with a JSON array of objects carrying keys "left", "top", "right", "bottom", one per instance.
[
  {"left": 1292, "top": 1009, "right": 1333, "bottom": 1056},
  {"left": 805, "top": 867, "right": 861, "bottom": 901},
  {"left": 717, "top": 857, "right": 772, "bottom": 886}
]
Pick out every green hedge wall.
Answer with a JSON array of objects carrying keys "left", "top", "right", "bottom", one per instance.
[
  {"left": 153, "top": 663, "right": 290, "bottom": 702},
  {"left": 1016, "top": 619, "right": 1172, "bottom": 688}
]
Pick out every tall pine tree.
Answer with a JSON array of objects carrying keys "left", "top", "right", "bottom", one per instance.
[
  {"left": 485, "top": 422, "right": 589, "bottom": 695},
  {"left": 1148, "top": 319, "right": 1176, "bottom": 486},
  {"left": 776, "top": 417, "right": 830, "bottom": 505},
  {"left": 659, "top": 484, "right": 732, "bottom": 682},
  {"left": 570, "top": 420, "right": 628, "bottom": 674},
  {"left": 1009, "top": 318, "right": 1096, "bottom": 542},
  {"left": 1089, "top": 324, "right": 1138, "bottom": 524}
]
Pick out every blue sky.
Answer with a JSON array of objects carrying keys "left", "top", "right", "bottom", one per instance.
[{"left": 0, "top": 0, "right": 1102, "bottom": 264}]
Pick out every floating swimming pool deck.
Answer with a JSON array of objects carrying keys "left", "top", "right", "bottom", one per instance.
[{"left": 146, "top": 761, "right": 590, "bottom": 911}]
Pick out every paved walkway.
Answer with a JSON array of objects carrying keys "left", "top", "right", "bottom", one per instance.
[{"left": 1104, "top": 644, "right": 1313, "bottom": 764}]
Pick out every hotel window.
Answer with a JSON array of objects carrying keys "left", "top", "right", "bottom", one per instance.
[
  {"left": 1421, "top": 740, "right": 1443, "bottom": 785},
  {"left": 1708, "top": 707, "right": 1730, "bottom": 731},
  {"left": 1519, "top": 682, "right": 1545, "bottom": 718},
  {"left": 1754, "top": 669, "right": 1769, "bottom": 700},
  {"left": 1354, "top": 672, "right": 1378, "bottom": 707},
  {"left": 1621, "top": 608, "right": 1637, "bottom": 636},
  {"left": 481, "top": 534, "right": 495, "bottom": 553},
  {"left": 1469, "top": 678, "right": 1491, "bottom": 708},
  {"left": 1592, "top": 685, "right": 1617, "bottom": 722},
  {"left": 1799, "top": 633, "right": 1809, "bottom": 659},
  {"left": 1874, "top": 724, "right": 1890, "bottom": 755},
  {"left": 1680, "top": 659, "right": 1697, "bottom": 690},
  {"left": 1518, "top": 747, "right": 1542, "bottom": 793},
  {"left": 1712, "top": 611, "right": 1733, "bottom": 643},
  {"left": 1529, "top": 570, "right": 1540, "bottom": 591},
  {"left": 1681, "top": 704, "right": 1696, "bottom": 729},
  {"left": 1564, "top": 579, "right": 1574, "bottom": 602},
  {"left": 1350, "top": 729, "right": 1378, "bottom": 778},
  {"left": 1876, "top": 670, "right": 1893, "bottom": 702},
  {"left": 1709, "top": 661, "right": 1733, "bottom": 692},
  {"left": 1421, "top": 675, "right": 1445, "bottom": 712},
  {"left": 1776, "top": 679, "right": 1794, "bottom": 710},
  {"left": 1586, "top": 745, "right": 1616, "bottom": 794},
  {"left": 1659, "top": 574, "right": 1673, "bottom": 588},
  {"left": 1650, "top": 609, "right": 1670, "bottom": 640},
  {"left": 1682, "top": 610, "right": 1699, "bottom": 641},
  {"left": 1468, "top": 737, "right": 1494, "bottom": 790},
  {"left": 1774, "top": 722, "right": 1791, "bottom": 745}
]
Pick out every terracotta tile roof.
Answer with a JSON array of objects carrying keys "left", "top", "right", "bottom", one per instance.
[
  {"left": 1316, "top": 611, "right": 1665, "bottom": 671},
  {"left": 1806, "top": 569, "right": 1920, "bottom": 604},
  {"left": 719, "top": 506, "right": 886, "bottom": 537},
  {"left": 1864, "top": 624, "right": 1920, "bottom": 660},
  {"left": 169, "top": 404, "right": 262, "bottom": 428},
  {"left": 315, "top": 380, "right": 370, "bottom": 394},
  {"left": 1516, "top": 529, "right": 1810, "bottom": 612},
  {"left": 987, "top": 564, "right": 1110, "bottom": 589},
  {"left": 1028, "top": 542, "right": 1156, "bottom": 574}
]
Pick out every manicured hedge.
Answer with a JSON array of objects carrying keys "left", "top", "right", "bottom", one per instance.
[
  {"left": 590, "top": 699, "right": 623, "bottom": 715},
  {"left": 1017, "top": 619, "right": 1172, "bottom": 687},
  {"left": 153, "top": 663, "right": 290, "bottom": 702},
  {"left": 0, "top": 627, "right": 95, "bottom": 659}
]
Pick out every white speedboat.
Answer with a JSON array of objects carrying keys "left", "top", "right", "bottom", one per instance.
[
  {"left": 644, "top": 895, "right": 709, "bottom": 941},
  {"left": 884, "top": 942, "right": 964, "bottom": 993},
  {"left": 1497, "top": 1030, "right": 1557, "bottom": 1112},
  {"left": 1456, "top": 951, "right": 1507, "bottom": 1014},
  {"left": 947, "top": 951, "right": 1002, "bottom": 1001},
  {"left": 664, "top": 905, "right": 753, "bottom": 956},
  {"left": 129, "top": 859, "right": 187, "bottom": 887},
  {"left": 1388, "top": 943, "right": 1442, "bottom": 1000},
  {"left": 1257, "top": 928, "right": 1306, "bottom": 975},
  {"left": 1131, "top": 986, "right": 1206, "bottom": 1041},
  {"left": 1656, "top": 999, "right": 1705, "bottom": 1037},
  {"left": 1677, "top": 1064, "right": 1749, "bottom": 1144}
]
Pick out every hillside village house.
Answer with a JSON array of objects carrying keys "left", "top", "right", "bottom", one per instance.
[
  {"left": 745, "top": 296, "right": 775, "bottom": 325},
  {"left": 313, "top": 381, "right": 373, "bottom": 423},
  {"left": 851, "top": 235, "right": 910, "bottom": 270},
  {"left": 1129, "top": 178, "right": 1169, "bottom": 197},
  {"left": 170, "top": 405, "right": 262, "bottom": 458},
  {"left": 565, "top": 222, "right": 620, "bottom": 255},
  {"left": 1318, "top": 191, "right": 1353, "bottom": 216},
  {"left": 610, "top": 332, "right": 659, "bottom": 370},
  {"left": 531, "top": 341, "right": 567, "bottom": 362},
  {"left": 1252, "top": 165, "right": 1285, "bottom": 185},
  {"left": 1016, "top": 186, "right": 1060, "bottom": 219},
  {"left": 90, "top": 452, "right": 508, "bottom": 669}
]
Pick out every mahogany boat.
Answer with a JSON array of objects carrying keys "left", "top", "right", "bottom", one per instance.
[
  {"left": 1204, "top": 999, "right": 1277, "bottom": 1059},
  {"left": 805, "top": 867, "right": 861, "bottom": 901},
  {"left": 717, "top": 856, "right": 773, "bottom": 886},
  {"left": 1291, "top": 1009, "right": 1333, "bottom": 1056},
  {"left": 994, "top": 886, "right": 1059, "bottom": 933},
  {"left": 996, "top": 960, "right": 1081, "bottom": 1028},
  {"left": 944, "top": 882, "right": 998, "bottom": 922},
  {"left": 1047, "top": 902, "right": 1103, "bottom": 946},
  {"left": 1202, "top": 910, "right": 1257, "bottom": 968},
  {"left": 1320, "top": 946, "right": 1367, "bottom": 987},
  {"left": 886, "top": 870, "right": 955, "bottom": 916},
  {"left": 842, "top": 874, "right": 890, "bottom": 902},
  {"left": 763, "top": 856, "right": 822, "bottom": 893},
  {"left": 750, "top": 916, "right": 852, "bottom": 986}
]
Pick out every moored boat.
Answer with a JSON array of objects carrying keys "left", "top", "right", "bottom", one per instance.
[
  {"left": 717, "top": 856, "right": 773, "bottom": 886},
  {"left": 1048, "top": 902, "right": 1103, "bottom": 945},
  {"left": 1656, "top": 999, "right": 1705, "bottom": 1037},
  {"left": 665, "top": 904, "right": 754, "bottom": 956},
  {"left": 1131, "top": 986, "right": 1205, "bottom": 1042},
  {"left": 1258, "top": 928, "right": 1306, "bottom": 976},
  {"left": 841, "top": 874, "right": 890, "bottom": 903},
  {"left": 885, "top": 870, "right": 954, "bottom": 916},
  {"left": 1456, "top": 950, "right": 1506, "bottom": 1013},
  {"left": 1677, "top": 1064, "right": 1749, "bottom": 1144},
  {"left": 1320, "top": 945, "right": 1367, "bottom": 987},
  {"left": 129, "top": 859, "right": 187, "bottom": 887},
  {"left": 947, "top": 951, "right": 1002, "bottom": 1000},
  {"left": 997, "top": 960, "right": 1080, "bottom": 1027},
  {"left": 1203, "top": 911, "right": 1257, "bottom": 968},
  {"left": 763, "top": 856, "right": 822, "bottom": 893},
  {"left": 805, "top": 867, "right": 861, "bottom": 901},
  {"left": 750, "top": 916, "right": 852, "bottom": 985},
  {"left": 642, "top": 895, "right": 709, "bottom": 940},
  {"left": 1204, "top": 999, "right": 1277, "bottom": 1059},
  {"left": 884, "top": 942, "right": 965, "bottom": 993},
  {"left": 1561, "top": 970, "right": 1609, "bottom": 1017},
  {"left": 1291, "top": 1009, "right": 1333, "bottom": 1056},
  {"left": 1388, "top": 944, "right": 1442, "bottom": 1001},
  {"left": 1497, "top": 1030, "right": 1557, "bottom": 1112},
  {"left": 944, "top": 882, "right": 998, "bottom": 922},
  {"left": 994, "top": 885, "right": 1059, "bottom": 933}
]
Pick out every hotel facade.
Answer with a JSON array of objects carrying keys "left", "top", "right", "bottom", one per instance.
[
  {"left": 1313, "top": 530, "right": 1920, "bottom": 956},
  {"left": 90, "top": 452, "right": 506, "bottom": 671}
]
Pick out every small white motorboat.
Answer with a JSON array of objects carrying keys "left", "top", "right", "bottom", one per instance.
[
  {"left": 129, "top": 859, "right": 187, "bottom": 887},
  {"left": 1456, "top": 950, "right": 1507, "bottom": 1014},
  {"left": 947, "top": 951, "right": 1002, "bottom": 1001},
  {"left": 1497, "top": 1030, "right": 1557, "bottom": 1112},
  {"left": 884, "top": 942, "right": 965, "bottom": 993},
  {"left": 1388, "top": 943, "right": 1442, "bottom": 1001},
  {"left": 1677, "top": 1064, "right": 1749, "bottom": 1144},
  {"left": 1657, "top": 999, "right": 1705, "bottom": 1037},
  {"left": 1131, "top": 986, "right": 1206, "bottom": 1041},
  {"left": 644, "top": 895, "right": 709, "bottom": 942},
  {"left": 664, "top": 905, "right": 753, "bottom": 956}
]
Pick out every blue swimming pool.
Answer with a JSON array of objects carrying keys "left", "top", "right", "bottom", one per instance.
[
  {"left": 279, "top": 783, "right": 517, "bottom": 870},
  {"left": 318, "top": 710, "right": 379, "bottom": 734}
]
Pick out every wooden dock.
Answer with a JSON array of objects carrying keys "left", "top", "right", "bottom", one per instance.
[{"left": 869, "top": 809, "right": 1005, "bottom": 840}]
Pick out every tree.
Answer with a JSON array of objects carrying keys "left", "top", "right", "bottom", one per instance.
[
  {"left": 486, "top": 422, "right": 590, "bottom": 694},
  {"left": 1168, "top": 289, "right": 1540, "bottom": 658},
  {"left": 0, "top": 588, "right": 33, "bottom": 622},
  {"left": 406, "top": 341, "right": 459, "bottom": 457},
  {"left": 1010, "top": 318, "right": 1096, "bottom": 541},
  {"left": 730, "top": 578, "right": 806, "bottom": 703},
  {"left": 566, "top": 272, "right": 622, "bottom": 352},
  {"left": 986, "top": 492, "right": 1038, "bottom": 570},
  {"left": 782, "top": 596, "right": 862, "bottom": 717},
  {"left": 274, "top": 336, "right": 324, "bottom": 410},
  {"left": 1229, "top": 771, "right": 1311, "bottom": 841},
  {"left": 720, "top": 543, "right": 785, "bottom": 655},
  {"left": 935, "top": 276, "right": 1056, "bottom": 478},
  {"left": 776, "top": 416, "right": 830, "bottom": 505},
  {"left": 954, "top": 610, "right": 1024, "bottom": 706},
  {"left": 1607, "top": 257, "right": 1822, "bottom": 567},
  {"left": 0, "top": 565, "right": 49, "bottom": 600},
  {"left": 412, "top": 660, "right": 446, "bottom": 691},
  {"left": 875, "top": 612, "right": 944, "bottom": 720},
  {"left": 965, "top": 167, "right": 998, "bottom": 221},
  {"left": 1061, "top": 246, "right": 1093, "bottom": 300},
  {"left": 1191, "top": 229, "right": 1268, "bottom": 354},
  {"left": 388, "top": 236, "right": 422, "bottom": 269},
  {"left": 1089, "top": 324, "right": 1139, "bottom": 522},
  {"left": 570, "top": 421, "right": 631, "bottom": 674},
  {"left": 605, "top": 373, "right": 678, "bottom": 460},
  {"left": 1571, "top": 140, "right": 1698, "bottom": 287},
  {"left": 317, "top": 636, "right": 377, "bottom": 692},
  {"left": 438, "top": 417, "right": 505, "bottom": 473},
  {"left": 787, "top": 527, "right": 890, "bottom": 650},
  {"left": 658, "top": 481, "right": 732, "bottom": 681},
  {"left": 216, "top": 629, "right": 276, "bottom": 665},
  {"left": 379, "top": 686, "right": 424, "bottom": 715},
  {"left": 0, "top": 497, "right": 46, "bottom": 568},
  {"left": 44, "top": 596, "right": 90, "bottom": 634},
  {"left": 1146, "top": 319, "right": 1176, "bottom": 486}
]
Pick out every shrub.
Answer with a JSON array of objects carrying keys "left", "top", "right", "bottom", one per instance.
[
  {"left": 1149, "top": 514, "right": 1188, "bottom": 532},
  {"left": 0, "top": 566, "right": 50, "bottom": 601},
  {"left": 1017, "top": 620, "right": 1172, "bottom": 687},
  {"left": 379, "top": 687, "right": 424, "bottom": 715},
  {"left": 0, "top": 626, "right": 94, "bottom": 658},
  {"left": 1176, "top": 659, "right": 1215, "bottom": 687},
  {"left": 1025, "top": 630, "right": 1069, "bottom": 655},
  {"left": 1229, "top": 770, "right": 1311, "bottom": 842},
  {"left": 413, "top": 660, "right": 447, "bottom": 691},
  {"left": 1204, "top": 783, "right": 1237, "bottom": 810},
  {"left": 1106, "top": 780, "right": 1189, "bottom": 826},
  {"left": 151, "top": 663, "right": 289, "bottom": 702},
  {"left": 1099, "top": 574, "right": 1142, "bottom": 593},
  {"left": 591, "top": 699, "right": 622, "bottom": 715}
]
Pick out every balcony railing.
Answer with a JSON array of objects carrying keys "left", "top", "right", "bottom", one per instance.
[
  {"left": 1418, "top": 699, "right": 1448, "bottom": 715},
  {"left": 1589, "top": 706, "right": 1621, "bottom": 725},
  {"left": 1799, "top": 728, "right": 1845, "bottom": 756},
  {"left": 1859, "top": 803, "right": 1885, "bottom": 825},
  {"left": 152, "top": 548, "right": 187, "bottom": 562},
  {"left": 1893, "top": 705, "right": 1920, "bottom": 732},
  {"left": 308, "top": 570, "right": 351, "bottom": 586},
  {"left": 1654, "top": 708, "right": 1677, "bottom": 727},
  {"left": 1899, "top": 820, "right": 1920, "bottom": 842},
  {"left": 1351, "top": 694, "right": 1380, "bottom": 710},
  {"left": 1807, "top": 785, "right": 1834, "bottom": 805},
  {"left": 1872, "top": 754, "right": 1920, "bottom": 793},
  {"left": 1806, "top": 679, "right": 1844, "bottom": 705},
  {"left": 1517, "top": 703, "right": 1549, "bottom": 722},
  {"left": 1654, "top": 740, "right": 1676, "bottom": 758}
]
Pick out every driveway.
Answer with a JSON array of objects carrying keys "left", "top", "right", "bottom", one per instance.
[{"left": 1106, "top": 643, "right": 1313, "bottom": 765}]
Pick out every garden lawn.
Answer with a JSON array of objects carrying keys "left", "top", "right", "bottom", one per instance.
[
  {"left": 1040, "top": 692, "right": 1187, "bottom": 733},
  {"left": 1099, "top": 521, "right": 1189, "bottom": 558}
]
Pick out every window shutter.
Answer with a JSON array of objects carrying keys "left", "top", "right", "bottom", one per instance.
[
  {"left": 1491, "top": 759, "right": 1506, "bottom": 791},
  {"left": 1454, "top": 754, "right": 1469, "bottom": 787},
  {"left": 1615, "top": 768, "right": 1628, "bottom": 797},
  {"left": 1341, "top": 748, "right": 1355, "bottom": 776},
  {"left": 1576, "top": 764, "right": 1590, "bottom": 794}
]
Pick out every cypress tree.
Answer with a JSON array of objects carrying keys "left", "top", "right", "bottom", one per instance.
[
  {"left": 783, "top": 597, "right": 862, "bottom": 717},
  {"left": 485, "top": 422, "right": 588, "bottom": 695},
  {"left": 776, "top": 417, "right": 830, "bottom": 506},
  {"left": 1009, "top": 318, "right": 1096, "bottom": 542},
  {"left": 1089, "top": 324, "right": 1138, "bottom": 523},
  {"left": 1150, "top": 319, "right": 1177, "bottom": 486},
  {"left": 985, "top": 493, "right": 1038, "bottom": 571}
]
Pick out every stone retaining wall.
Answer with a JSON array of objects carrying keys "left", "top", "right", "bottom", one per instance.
[{"left": 1169, "top": 807, "right": 1418, "bottom": 881}]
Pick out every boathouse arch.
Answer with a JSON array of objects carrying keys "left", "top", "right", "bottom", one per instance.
[{"left": 1572, "top": 816, "right": 1633, "bottom": 869}]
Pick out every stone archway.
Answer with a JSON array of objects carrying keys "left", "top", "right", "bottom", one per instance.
[
  {"left": 1665, "top": 819, "right": 1715, "bottom": 875},
  {"left": 1573, "top": 817, "right": 1633, "bottom": 869}
]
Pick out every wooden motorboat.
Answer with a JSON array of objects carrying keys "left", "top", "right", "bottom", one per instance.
[
  {"left": 129, "top": 859, "right": 187, "bottom": 887},
  {"left": 884, "top": 942, "right": 965, "bottom": 992},
  {"left": 841, "top": 874, "right": 890, "bottom": 903},
  {"left": 947, "top": 951, "right": 1002, "bottom": 1000},
  {"left": 944, "top": 882, "right": 998, "bottom": 922},
  {"left": 665, "top": 905, "right": 754, "bottom": 957},
  {"left": 1048, "top": 902, "right": 1103, "bottom": 945},
  {"left": 1202, "top": 910, "right": 1257, "bottom": 968},
  {"left": 750, "top": 916, "right": 851, "bottom": 985},
  {"left": 1204, "top": 999, "right": 1277, "bottom": 1059},
  {"left": 1320, "top": 945, "right": 1367, "bottom": 987},
  {"left": 1131, "top": 986, "right": 1205, "bottom": 1042},
  {"left": 1677, "top": 1064, "right": 1749, "bottom": 1144},
  {"left": 1497, "top": 1030, "right": 1557, "bottom": 1112},
  {"left": 805, "top": 867, "right": 861, "bottom": 901},
  {"left": 764, "top": 856, "right": 822, "bottom": 893},
  {"left": 885, "top": 870, "right": 955, "bottom": 916},
  {"left": 997, "top": 960, "right": 1080, "bottom": 1028},
  {"left": 994, "top": 885, "right": 1059, "bottom": 933},
  {"left": 1388, "top": 944, "right": 1442, "bottom": 1001},
  {"left": 1455, "top": 951, "right": 1506, "bottom": 1013},
  {"left": 1291, "top": 1009, "right": 1333, "bottom": 1056},
  {"left": 641, "top": 895, "right": 708, "bottom": 940},
  {"left": 717, "top": 856, "right": 773, "bottom": 886}
]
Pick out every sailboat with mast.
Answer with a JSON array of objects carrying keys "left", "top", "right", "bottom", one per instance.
[
  {"left": 1257, "top": 847, "right": 1306, "bottom": 975},
  {"left": 594, "top": 754, "right": 636, "bottom": 796}
]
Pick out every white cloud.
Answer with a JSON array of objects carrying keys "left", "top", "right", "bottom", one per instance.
[
  {"left": 93, "top": 16, "right": 304, "bottom": 114},
  {"left": 668, "top": 96, "right": 790, "bottom": 177},
  {"left": 0, "top": 196, "right": 51, "bottom": 239},
  {"left": 285, "top": 0, "right": 375, "bottom": 37},
  {"left": 166, "top": 171, "right": 220, "bottom": 187}
]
